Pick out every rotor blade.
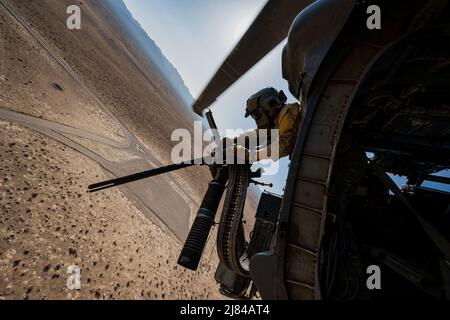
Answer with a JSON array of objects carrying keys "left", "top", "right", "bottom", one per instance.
[{"left": 192, "top": 0, "right": 315, "bottom": 115}]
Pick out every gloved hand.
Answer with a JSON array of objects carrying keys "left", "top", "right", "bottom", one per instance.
[
  {"left": 233, "top": 145, "right": 250, "bottom": 164},
  {"left": 229, "top": 145, "right": 257, "bottom": 164},
  {"left": 214, "top": 138, "right": 256, "bottom": 164}
]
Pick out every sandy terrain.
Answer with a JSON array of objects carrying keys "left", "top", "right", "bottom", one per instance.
[
  {"left": 0, "top": 0, "right": 258, "bottom": 300},
  {"left": 0, "top": 121, "right": 221, "bottom": 300}
]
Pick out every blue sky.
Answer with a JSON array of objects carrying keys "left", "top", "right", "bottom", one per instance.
[
  {"left": 123, "top": 0, "right": 266, "bottom": 98},
  {"left": 123, "top": 0, "right": 449, "bottom": 195}
]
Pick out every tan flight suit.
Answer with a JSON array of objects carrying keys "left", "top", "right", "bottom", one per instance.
[
  {"left": 232, "top": 103, "right": 302, "bottom": 161},
  {"left": 274, "top": 103, "right": 302, "bottom": 158}
]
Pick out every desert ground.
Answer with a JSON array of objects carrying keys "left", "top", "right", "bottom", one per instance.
[{"left": 0, "top": 0, "right": 258, "bottom": 299}]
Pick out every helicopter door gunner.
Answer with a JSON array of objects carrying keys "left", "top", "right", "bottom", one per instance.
[{"left": 231, "top": 87, "right": 302, "bottom": 163}]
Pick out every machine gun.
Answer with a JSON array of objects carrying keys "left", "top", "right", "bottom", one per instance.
[{"left": 88, "top": 111, "right": 276, "bottom": 299}]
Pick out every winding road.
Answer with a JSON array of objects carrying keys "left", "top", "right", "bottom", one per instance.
[{"left": 0, "top": 0, "right": 198, "bottom": 242}]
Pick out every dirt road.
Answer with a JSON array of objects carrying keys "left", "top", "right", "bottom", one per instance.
[
  {"left": 0, "top": 0, "right": 228, "bottom": 300},
  {"left": 0, "top": 0, "right": 197, "bottom": 242}
]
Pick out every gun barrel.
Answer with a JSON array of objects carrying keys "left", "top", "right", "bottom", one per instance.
[{"left": 88, "top": 160, "right": 200, "bottom": 193}]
